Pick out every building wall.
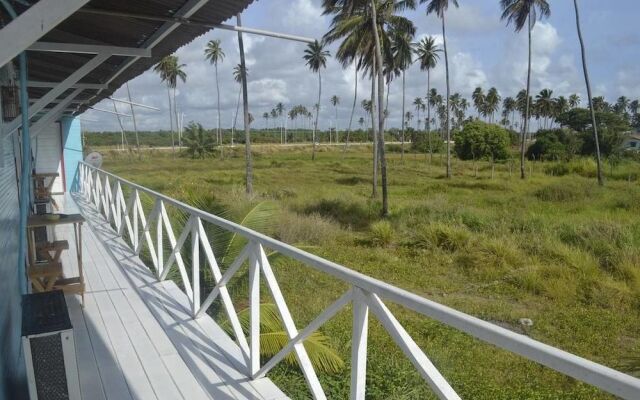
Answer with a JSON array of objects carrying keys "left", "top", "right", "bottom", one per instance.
[
  {"left": 0, "top": 131, "right": 26, "bottom": 400},
  {"left": 61, "top": 117, "right": 82, "bottom": 192}
]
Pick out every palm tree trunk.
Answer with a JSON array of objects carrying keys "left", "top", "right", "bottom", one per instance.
[
  {"left": 233, "top": 86, "right": 241, "bottom": 146},
  {"left": 521, "top": 13, "right": 532, "bottom": 179},
  {"left": 344, "top": 68, "right": 357, "bottom": 155},
  {"left": 427, "top": 69, "right": 433, "bottom": 164},
  {"left": 371, "top": 72, "right": 378, "bottom": 197},
  {"left": 574, "top": 0, "right": 603, "bottom": 186},
  {"left": 167, "top": 85, "right": 175, "bottom": 156},
  {"left": 401, "top": 70, "right": 406, "bottom": 161},
  {"left": 312, "top": 71, "right": 321, "bottom": 161},
  {"left": 237, "top": 13, "right": 253, "bottom": 196},
  {"left": 442, "top": 15, "right": 452, "bottom": 178},
  {"left": 335, "top": 105, "right": 338, "bottom": 144},
  {"left": 215, "top": 63, "right": 224, "bottom": 159},
  {"left": 371, "top": 0, "right": 388, "bottom": 216}
]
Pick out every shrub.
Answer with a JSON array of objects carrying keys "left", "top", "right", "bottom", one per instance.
[
  {"left": 527, "top": 129, "right": 583, "bottom": 161},
  {"left": 411, "top": 132, "right": 444, "bottom": 153},
  {"left": 454, "top": 121, "right": 510, "bottom": 162},
  {"left": 277, "top": 211, "right": 339, "bottom": 245},
  {"left": 369, "top": 221, "right": 395, "bottom": 247},
  {"left": 534, "top": 182, "right": 592, "bottom": 202},
  {"left": 414, "top": 222, "right": 471, "bottom": 252}
]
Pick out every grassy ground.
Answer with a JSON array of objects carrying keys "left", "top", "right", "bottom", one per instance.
[{"left": 103, "top": 144, "right": 640, "bottom": 399}]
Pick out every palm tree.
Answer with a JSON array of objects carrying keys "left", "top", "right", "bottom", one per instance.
[
  {"left": 183, "top": 122, "right": 216, "bottom": 159},
  {"left": 358, "top": 116, "right": 365, "bottom": 130},
  {"left": 422, "top": 0, "right": 459, "bottom": 178},
  {"left": 503, "top": 96, "right": 516, "bottom": 129},
  {"left": 204, "top": 39, "right": 225, "bottom": 146},
  {"left": 391, "top": 28, "right": 414, "bottom": 160},
  {"left": 414, "top": 36, "right": 441, "bottom": 153},
  {"left": 236, "top": 13, "right": 253, "bottom": 196},
  {"left": 535, "top": 89, "right": 554, "bottom": 129},
  {"left": 330, "top": 95, "right": 341, "bottom": 143},
  {"left": 472, "top": 87, "right": 485, "bottom": 120},
  {"left": 232, "top": 64, "right": 249, "bottom": 147},
  {"left": 303, "top": 40, "right": 330, "bottom": 160},
  {"left": 263, "top": 112, "right": 270, "bottom": 129},
  {"left": 275, "top": 102, "right": 285, "bottom": 143},
  {"left": 413, "top": 97, "right": 424, "bottom": 131},
  {"left": 569, "top": 93, "right": 581, "bottom": 109},
  {"left": 154, "top": 55, "right": 186, "bottom": 156},
  {"left": 501, "top": 0, "right": 550, "bottom": 179},
  {"left": 486, "top": 87, "right": 501, "bottom": 123},
  {"left": 323, "top": 0, "right": 416, "bottom": 215}
]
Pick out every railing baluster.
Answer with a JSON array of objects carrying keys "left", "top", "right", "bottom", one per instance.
[
  {"left": 191, "top": 217, "right": 200, "bottom": 316},
  {"left": 156, "top": 201, "right": 165, "bottom": 279},
  {"left": 365, "top": 292, "right": 460, "bottom": 400},
  {"left": 350, "top": 287, "right": 369, "bottom": 400},
  {"left": 249, "top": 242, "right": 261, "bottom": 376}
]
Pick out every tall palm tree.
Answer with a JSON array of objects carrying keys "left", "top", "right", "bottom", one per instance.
[
  {"left": 572, "top": 0, "right": 603, "bottom": 185},
  {"left": 330, "top": 95, "right": 341, "bottom": 144},
  {"left": 535, "top": 89, "right": 554, "bottom": 129},
  {"left": 472, "top": 87, "right": 486, "bottom": 120},
  {"left": 501, "top": 0, "right": 550, "bottom": 179},
  {"left": 275, "top": 102, "right": 285, "bottom": 143},
  {"left": 422, "top": 0, "right": 459, "bottom": 178},
  {"left": 232, "top": 64, "right": 249, "bottom": 147},
  {"left": 413, "top": 97, "right": 424, "bottom": 131},
  {"left": 486, "top": 87, "right": 501, "bottom": 123},
  {"left": 323, "top": 0, "right": 416, "bottom": 216},
  {"left": 414, "top": 36, "right": 441, "bottom": 153},
  {"left": 236, "top": 13, "right": 253, "bottom": 196},
  {"left": 569, "top": 93, "right": 581, "bottom": 109},
  {"left": 343, "top": 67, "right": 359, "bottom": 154},
  {"left": 154, "top": 55, "right": 186, "bottom": 156},
  {"left": 503, "top": 96, "right": 516, "bottom": 129},
  {"left": 392, "top": 28, "right": 415, "bottom": 160},
  {"left": 303, "top": 40, "right": 331, "bottom": 161},
  {"left": 204, "top": 39, "right": 225, "bottom": 146}
]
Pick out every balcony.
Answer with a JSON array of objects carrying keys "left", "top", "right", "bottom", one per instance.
[{"left": 65, "top": 161, "right": 640, "bottom": 400}]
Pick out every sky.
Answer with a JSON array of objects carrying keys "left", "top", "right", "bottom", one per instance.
[{"left": 80, "top": 0, "right": 640, "bottom": 133}]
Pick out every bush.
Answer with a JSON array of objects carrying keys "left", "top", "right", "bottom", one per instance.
[
  {"left": 369, "top": 221, "right": 395, "bottom": 247},
  {"left": 454, "top": 121, "right": 510, "bottom": 162},
  {"left": 527, "top": 129, "right": 582, "bottom": 161},
  {"left": 411, "top": 132, "right": 444, "bottom": 153},
  {"left": 414, "top": 222, "right": 471, "bottom": 252}
]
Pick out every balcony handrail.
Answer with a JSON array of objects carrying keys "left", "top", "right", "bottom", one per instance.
[{"left": 77, "top": 161, "right": 640, "bottom": 400}]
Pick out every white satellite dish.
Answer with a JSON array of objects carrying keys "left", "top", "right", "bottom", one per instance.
[{"left": 84, "top": 152, "right": 103, "bottom": 168}]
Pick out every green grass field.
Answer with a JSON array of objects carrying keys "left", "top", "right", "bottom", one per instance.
[{"left": 103, "top": 145, "right": 640, "bottom": 399}]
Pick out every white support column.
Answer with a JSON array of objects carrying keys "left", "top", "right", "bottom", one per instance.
[
  {"left": 0, "top": 0, "right": 91, "bottom": 68},
  {"left": 350, "top": 287, "right": 369, "bottom": 400},
  {"left": 248, "top": 242, "right": 261, "bottom": 376}
]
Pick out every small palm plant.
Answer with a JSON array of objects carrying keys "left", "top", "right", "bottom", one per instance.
[
  {"left": 220, "top": 303, "right": 344, "bottom": 374},
  {"left": 182, "top": 122, "right": 215, "bottom": 159},
  {"left": 165, "top": 196, "right": 344, "bottom": 374}
]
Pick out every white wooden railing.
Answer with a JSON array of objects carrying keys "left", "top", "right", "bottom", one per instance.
[{"left": 77, "top": 161, "right": 640, "bottom": 400}]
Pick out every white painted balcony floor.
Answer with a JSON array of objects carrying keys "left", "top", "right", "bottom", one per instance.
[{"left": 55, "top": 194, "right": 288, "bottom": 400}]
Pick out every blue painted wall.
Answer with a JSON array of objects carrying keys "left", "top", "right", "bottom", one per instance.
[
  {"left": 0, "top": 131, "right": 26, "bottom": 399},
  {"left": 61, "top": 117, "right": 82, "bottom": 192}
]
